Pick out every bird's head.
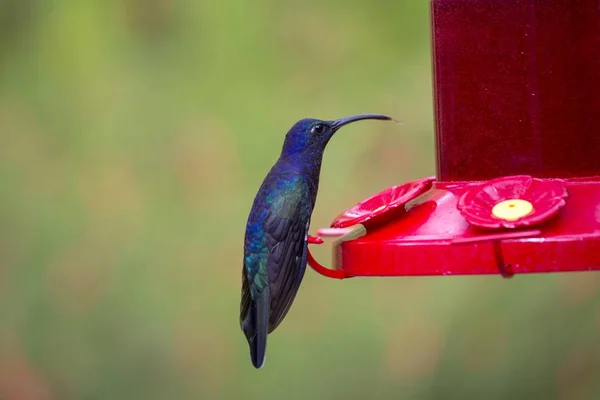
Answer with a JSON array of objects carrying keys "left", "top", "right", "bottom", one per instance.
[{"left": 280, "top": 114, "right": 395, "bottom": 158}]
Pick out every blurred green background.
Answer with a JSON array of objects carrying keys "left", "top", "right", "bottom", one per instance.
[{"left": 1, "top": 1, "right": 599, "bottom": 399}]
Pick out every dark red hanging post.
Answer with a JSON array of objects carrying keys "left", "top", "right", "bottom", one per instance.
[
  {"left": 308, "top": 0, "right": 600, "bottom": 278},
  {"left": 432, "top": 0, "right": 600, "bottom": 181}
]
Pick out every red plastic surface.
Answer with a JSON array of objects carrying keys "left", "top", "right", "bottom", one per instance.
[
  {"left": 306, "top": 247, "right": 346, "bottom": 280},
  {"left": 332, "top": 178, "right": 600, "bottom": 277},
  {"left": 331, "top": 177, "right": 435, "bottom": 229},
  {"left": 431, "top": 0, "right": 600, "bottom": 181},
  {"left": 457, "top": 175, "right": 568, "bottom": 229}
]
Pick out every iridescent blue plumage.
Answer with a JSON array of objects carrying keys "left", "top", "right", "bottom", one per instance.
[{"left": 240, "top": 114, "right": 393, "bottom": 368}]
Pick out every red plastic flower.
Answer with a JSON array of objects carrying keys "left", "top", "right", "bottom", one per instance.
[
  {"left": 331, "top": 177, "right": 435, "bottom": 229},
  {"left": 457, "top": 175, "right": 568, "bottom": 229}
]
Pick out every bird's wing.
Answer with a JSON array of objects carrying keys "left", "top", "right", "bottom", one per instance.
[
  {"left": 240, "top": 220, "right": 270, "bottom": 367},
  {"left": 240, "top": 259, "right": 252, "bottom": 323},
  {"left": 263, "top": 178, "right": 310, "bottom": 333}
]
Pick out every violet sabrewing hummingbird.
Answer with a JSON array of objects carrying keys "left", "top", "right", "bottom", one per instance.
[{"left": 240, "top": 114, "right": 394, "bottom": 368}]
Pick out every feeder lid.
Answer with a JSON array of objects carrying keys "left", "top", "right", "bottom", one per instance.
[{"left": 307, "top": 176, "right": 600, "bottom": 278}]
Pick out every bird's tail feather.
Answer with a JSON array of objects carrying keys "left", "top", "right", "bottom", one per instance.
[{"left": 243, "top": 291, "right": 269, "bottom": 369}]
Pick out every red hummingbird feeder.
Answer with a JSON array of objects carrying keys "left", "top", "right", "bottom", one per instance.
[{"left": 307, "top": 0, "right": 600, "bottom": 279}]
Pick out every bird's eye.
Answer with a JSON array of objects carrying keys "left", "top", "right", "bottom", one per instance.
[{"left": 310, "top": 124, "right": 326, "bottom": 135}]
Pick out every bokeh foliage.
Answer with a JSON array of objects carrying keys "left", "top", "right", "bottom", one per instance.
[{"left": 0, "top": 1, "right": 599, "bottom": 399}]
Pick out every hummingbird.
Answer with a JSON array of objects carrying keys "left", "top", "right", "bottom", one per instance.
[{"left": 240, "top": 114, "right": 394, "bottom": 368}]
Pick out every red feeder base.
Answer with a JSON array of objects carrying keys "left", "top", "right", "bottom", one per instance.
[{"left": 308, "top": 176, "right": 600, "bottom": 278}]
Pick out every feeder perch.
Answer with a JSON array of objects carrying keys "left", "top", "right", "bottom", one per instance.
[{"left": 307, "top": 0, "right": 600, "bottom": 278}]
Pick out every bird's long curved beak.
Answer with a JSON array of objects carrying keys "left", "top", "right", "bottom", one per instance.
[{"left": 331, "top": 114, "right": 396, "bottom": 131}]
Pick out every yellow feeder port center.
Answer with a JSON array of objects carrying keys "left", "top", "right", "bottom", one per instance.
[{"left": 491, "top": 199, "right": 534, "bottom": 221}]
